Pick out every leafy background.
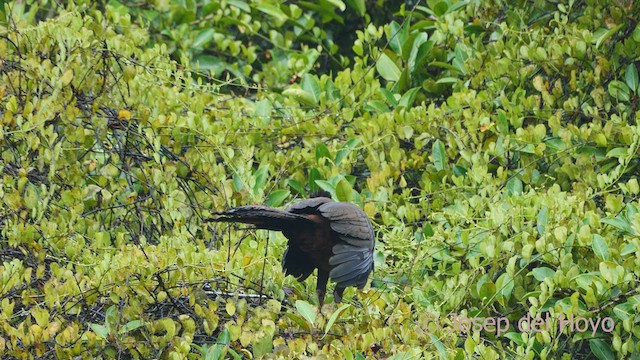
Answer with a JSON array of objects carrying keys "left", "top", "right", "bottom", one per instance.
[{"left": 1, "top": 0, "right": 640, "bottom": 358}]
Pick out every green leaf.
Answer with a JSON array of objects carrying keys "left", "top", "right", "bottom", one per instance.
[
  {"left": 287, "top": 179, "right": 305, "bottom": 195},
  {"left": 432, "top": 139, "right": 446, "bottom": 171},
  {"left": 265, "top": 189, "right": 290, "bottom": 207},
  {"left": 194, "top": 54, "right": 224, "bottom": 75},
  {"left": 478, "top": 281, "right": 496, "bottom": 300},
  {"left": 429, "top": 334, "right": 448, "bottom": 359},
  {"left": 592, "top": 234, "right": 609, "bottom": 261},
  {"left": 345, "top": 0, "right": 365, "bottom": 16},
  {"left": 309, "top": 167, "right": 322, "bottom": 192},
  {"left": 376, "top": 53, "right": 401, "bottom": 82},
  {"left": 284, "top": 312, "right": 311, "bottom": 331},
  {"left": 620, "top": 242, "right": 636, "bottom": 256},
  {"left": 397, "top": 87, "right": 420, "bottom": 108},
  {"left": 325, "top": 0, "right": 346, "bottom": 11},
  {"left": 537, "top": 207, "right": 548, "bottom": 235},
  {"left": 119, "top": 320, "right": 143, "bottom": 334},
  {"left": 495, "top": 272, "right": 514, "bottom": 304},
  {"left": 282, "top": 87, "right": 317, "bottom": 107},
  {"left": 387, "top": 21, "right": 409, "bottom": 57},
  {"left": 88, "top": 323, "right": 109, "bottom": 339},
  {"left": 228, "top": 0, "right": 250, "bottom": 12},
  {"left": 255, "top": 3, "right": 288, "bottom": 26},
  {"left": 379, "top": 88, "right": 398, "bottom": 106},
  {"left": 364, "top": 100, "right": 389, "bottom": 113},
  {"left": 625, "top": 64, "right": 639, "bottom": 93},
  {"left": 408, "top": 34, "right": 432, "bottom": 72},
  {"left": 335, "top": 178, "right": 353, "bottom": 202},
  {"left": 295, "top": 300, "right": 316, "bottom": 326},
  {"left": 503, "top": 332, "right": 524, "bottom": 345},
  {"left": 301, "top": 74, "right": 320, "bottom": 105},
  {"left": 422, "top": 224, "right": 434, "bottom": 237},
  {"left": 252, "top": 334, "right": 273, "bottom": 357},
  {"left": 608, "top": 80, "right": 630, "bottom": 102},
  {"left": 335, "top": 138, "right": 361, "bottom": 165},
  {"left": 315, "top": 143, "right": 331, "bottom": 161},
  {"left": 529, "top": 267, "right": 555, "bottom": 281},
  {"left": 193, "top": 28, "right": 215, "bottom": 48},
  {"left": 613, "top": 302, "right": 633, "bottom": 321},
  {"left": 254, "top": 99, "right": 272, "bottom": 125},
  {"left": 253, "top": 165, "right": 269, "bottom": 194},
  {"left": 324, "top": 303, "right": 351, "bottom": 334},
  {"left": 505, "top": 177, "right": 523, "bottom": 196},
  {"left": 594, "top": 24, "right": 623, "bottom": 49},
  {"left": 315, "top": 180, "right": 336, "bottom": 198},
  {"left": 589, "top": 338, "right": 614, "bottom": 360},
  {"left": 602, "top": 216, "right": 635, "bottom": 234},
  {"left": 496, "top": 110, "right": 509, "bottom": 134}
]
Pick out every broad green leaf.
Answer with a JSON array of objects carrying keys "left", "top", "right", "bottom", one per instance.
[
  {"left": 335, "top": 178, "right": 353, "bottom": 202},
  {"left": 429, "top": 334, "right": 448, "bottom": 359},
  {"left": 529, "top": 267, "right": 555, "bottom": 281},
  {"left": 316, "top": 180, "right": 336, "bottom": 198},
  {"left": 496, "top": 110, "right": 509, "bottom": 134},
  {"left": 255, "top": 3, "right": 288, "bottom": 26},
  {"left": 432, "top": 139, "right": 446, "bottom": 171},
  {"left": 282, "top": 87, "right": 317, "bottom": 107},
  {"left": 325, "top": 0, "right": 346, "bottom": 11},
  {"left": 295, "top": 300, "right": 316, "bottom": 326},
  {"left": 308, "top": 167, "right": 322, "bottom": 191},
  {"left": 254, "top": 99, "right": 272, "bottom": 125},
  {"left": 379, "top": 88, "right": 398, "bottom": 106},
  {"left": 228, "top": 0, "right": 250, "bottom": 12},
  {"left": 397, "top": 87, "right": 420, "bottom": 108},
  {"left": 495, "top": 272, "right": 514, "bottom": 303},
  {"left": 345, "top": 0, "right": 365, "bottom": 16},
  {"left": 364, "top": 100, "right": 389, "bottom": 113},
  {"left": 478, "top": 281, "right": 496, "bottom": 300},
  {"left": 602, "top": 216, "right": 635, "bottom": 234},
  {"left": 232, "top": 173, "right": 244, "bottom": 192},
  {"left": 88, "top": 323, "right": 109, "bottom": 339},
  {"left": 335, "top": 138, "right": 361, "bottom": 165},
  {"left": 537, "top": 207, "right": 548, "bottom": 235},
  {"left": 194, "top": 54, "right": 224, "bottom": 75},
  {"left": 594, "top": 24, "right": 623, "bottom": 49},
  {"left": 608, "top": 80, "right": 630, "bottom": 102},
  {"left": 506, "top": 177, "right": 523, "bottom": 196},
  {"left": 253, "top": 165, "right": 269, "bottom": 194},
  {"left": 503, "top": 332, "right": 524, "bottom": 345},
  {"left": 408, "top": 34, "right": 432, "bottom": 72},
  {"left": 376, "top": 53, "right": 401, "bottom": 82},
  {"left": 315, "top": 143, "right": 331, "bottom": 161},
  {"left": 284, "top": 312, "right": 311, "bottom": 331},
  {"left": 324, "top": 303, "right": 351, "bottom": 334},
  {"left": 620, "top": 242, "right": 636, "bottom": 256},
  {"left": 591, "top": 234, "right": 609, "bottom": 261},
  {"left": 193, "top": 28, "right": 215, "bottom": 48},
  {"left": 423, "top": 223, "right": 434, "bottom": 237},
  {"left": 265, "top": 189, "right": 290, "bottom": 207},
  {"left": 252, "top": 334, "right": 273, "bottom": 357},
  {"left": 287, "top": 178, "right": 305, "bottom": 195},
  {"left": 387, "top": 20, "right": 409, "bottom": 57},
  {"left": 589, "top": 338, "right": 614, "bottom": 360},
  {"left": 119, "top": 320, "right": 143, "bottom": 334},
  {"left": 613, "top": 302, "right": 633, "bottom": 321},
  {"left": 301, "top": 74, "right": 320, "bottom": 105},
  {"left": 626, "top": 64, "right": 639, "bottom": 93}
]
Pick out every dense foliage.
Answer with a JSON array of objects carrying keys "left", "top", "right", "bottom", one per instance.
[{"left": 1, "top": 0, "right": 640, "bottom": 358}]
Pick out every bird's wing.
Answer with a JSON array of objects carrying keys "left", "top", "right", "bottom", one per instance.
[{"left": 318, "top": 202, "right": 375, "bottom": 288}]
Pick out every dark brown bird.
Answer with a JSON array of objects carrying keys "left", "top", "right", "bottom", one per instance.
[{"left": 208, "top": 190, "right": 374, "bottom": 306}]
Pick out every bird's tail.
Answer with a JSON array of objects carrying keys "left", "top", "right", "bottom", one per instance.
[{"left": 207, "top": 205, "right": 313, "bottom": 231}]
